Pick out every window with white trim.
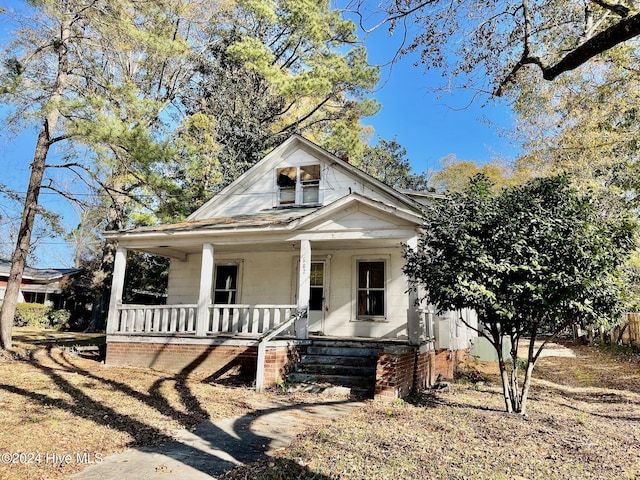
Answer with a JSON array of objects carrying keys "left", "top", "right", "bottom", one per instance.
[
  {"left": 213, "top": 264, "right": 238, "bottom": 304},
  {"left": 276, "top": 164, "right": 320, "bottom": 206},
  {"left": 357, "top": 260, "right": 385, "bottom": 319}
]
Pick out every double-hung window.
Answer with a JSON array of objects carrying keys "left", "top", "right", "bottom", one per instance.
[
  {"left": 357, "top": 261, "right": 385, "bottom": 319},
  {"left": 214, "top": 264, "right": 238, "bottom": 304},
  {"left": 276, "top": 164, "right": 320, "bottom": 206}
]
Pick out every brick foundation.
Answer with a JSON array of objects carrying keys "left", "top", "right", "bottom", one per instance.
[
  {"left": 107, "top": 339, "right": 465, "bottom": 399},
  {"left": 374, "top": 346, "right": 462, "bottom": 401},
  {"left": 375, "top": 346, "right": 416, "bottom": 401},
  {"left": 106, "top": 341, "right": 301, "bottom": 387}
]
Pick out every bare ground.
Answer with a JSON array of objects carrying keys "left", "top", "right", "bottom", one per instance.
[
  {"left": 221, "top": 343, "right": 640, "bottom": 480},
  {"left": 1, "top": 332, "right": 639, "bottom": 480}
]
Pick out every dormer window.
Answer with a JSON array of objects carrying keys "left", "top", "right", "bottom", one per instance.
[{"left": 276, "top": 164, "right": 320, "bottom": 206}]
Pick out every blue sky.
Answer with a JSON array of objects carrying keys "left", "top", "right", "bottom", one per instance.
[{"left": 0, "top": 1, "right": 519, "bottom": 267}]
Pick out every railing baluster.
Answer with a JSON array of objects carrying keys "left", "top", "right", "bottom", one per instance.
[
  {"left": 187, "top": 307, "right": 195, "bottom": 332},
  {"left": 113, "top": 304, "right": 294, "bottom": 336},
  {"left": 230, "top": 307, "right": 238, "bottom": 333},
  {"left": 211, "top": 307, "right": 220, "bottom": 333},
  {"left": 169, "top": 308, "right": 177, "bottom": 332},
  {"left": 240, "top": 307, "right": 249, "bottom": 333},
  {"left": 250, "top": 307, "right": 259, "bottom": 334},
  {"left": 161, "top": 308, "right": 169, "bottom": 332},
  {"left": 135, "top": 309, "right": 141, "bottom": 332},
  {"left": 127, "top": 309, "right": 135, "bottom": 332},
  {"left": 222, "top": 308, "right": 230, "bottom": 332},
  {"left": 178, "top": 307, "right": 185, "bottom": 332}
]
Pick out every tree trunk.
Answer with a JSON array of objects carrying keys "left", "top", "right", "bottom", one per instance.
[
  {"left": 0, "top": 134, "right": 48, "bottom": 348},
  {"left": 0, "top": 13, "right": 71, "bottom": 349},
  {"left": 519, "top": 361, "right": 536, "bottom": 415},
  {"left": 495, "top": 339, "right": 514, "bottom": 413},
  {"left": 500, "top": 366, "right": 514, "bottom": 413},
  {"left": 86, "top": 240, "right": 117, "bottom": 332},
  {"left": 86, "top": 186, "right": 125, "bottom": 332}
]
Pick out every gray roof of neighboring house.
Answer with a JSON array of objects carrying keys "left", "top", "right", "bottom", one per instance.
[{"left": 0, "top": 259, "right": 78, "bottom": 282}]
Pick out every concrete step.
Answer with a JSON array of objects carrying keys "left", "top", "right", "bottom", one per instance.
[
  {"left": 288, "top": 372, "right": 374, "bottom": 389},
  {"left": 300, "top": 354, "right": 376, "bottom": 367},
  {"left": 286, "top": 382, "right": 373, "bottom": 398},
  {"left": 306, "top": 345, "right": 380, "bottom": 357},
  {"left": 294, "top": 363, "right": 376, "bottom": 376}
]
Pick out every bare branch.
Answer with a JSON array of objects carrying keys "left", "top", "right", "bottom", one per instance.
[
  {"left": 590, "top": 0, "right": 630, "bottom": 17},
  {"left": 542, "top": 12, "right": 640, "bottom": 80},
  {"left": 41, "top": 182, "right": 90, "bottom": 208}
]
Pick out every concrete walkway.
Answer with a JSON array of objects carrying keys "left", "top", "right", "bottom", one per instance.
[{"left": 72, "top": 398, "right": 365, "bottom": 480}]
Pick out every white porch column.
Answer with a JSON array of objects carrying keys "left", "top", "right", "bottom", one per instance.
[
  {"left": 406, "top": 235, "right": 424, "bottom": 345},
  {"left": 196, "top": 243, "right": 214, "bottom": 336},
  {"left": 106, "top": 246, "right": 127, "bottom": 334},
  {"left": 296, "top": 239, "right": 311, "bottom": 339}
]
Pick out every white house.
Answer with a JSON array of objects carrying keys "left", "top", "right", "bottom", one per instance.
[{"left": 103, "top": 135, "right": 476, "bottom": 399}]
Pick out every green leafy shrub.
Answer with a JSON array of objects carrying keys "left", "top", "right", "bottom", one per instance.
[
  {"left": 48, "top": 308, "right": 71, "bottom": 329},
  {"left": 14, "top": 303, "right": 70, "bottom": 329},
  {"left": 14, "top": 303, "right": 50, "bottom": 328}
]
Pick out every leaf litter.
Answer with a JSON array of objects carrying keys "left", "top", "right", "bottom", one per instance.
[{"left": 0, "top": 340, "right": 639, "bottom": 479}]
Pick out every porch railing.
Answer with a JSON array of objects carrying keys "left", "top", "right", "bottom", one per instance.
[
  {"left": 208, "top": 304, "right": 296, "bottom": 335},
  {"left": 255, "top": 308, "right": 306, "bottom": 392},
  {"left": 115, "top": 304, "right": 198, "bottom": 334},
  {"left": 112, "top": 303, "right": 296, "bottom": 336},
  {"left": 418, "top": 307, "right": 436, "bottom": 342}
]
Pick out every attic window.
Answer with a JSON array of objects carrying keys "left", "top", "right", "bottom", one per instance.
[
  {"left": 276, "top": 164, "right": 320, "bottom": 205},
  {"left": 277, "top": 167, "right": 297, "bottom": 205}
]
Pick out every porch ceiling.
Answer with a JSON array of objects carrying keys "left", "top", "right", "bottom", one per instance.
[{"left": 125, "top": 236, "right": 409, "bottom": 259}]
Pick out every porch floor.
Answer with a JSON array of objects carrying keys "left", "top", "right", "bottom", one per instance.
[{"left": 107, "top": 331, "right": 416, "bottom": 347}]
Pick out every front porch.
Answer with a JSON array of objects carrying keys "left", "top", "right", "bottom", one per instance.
[
  {"left": 105, "top": 288, "right": 452, "bottom": 400},
  {"left": 103, "top": 228, "right": 457, "bottom": 399}
]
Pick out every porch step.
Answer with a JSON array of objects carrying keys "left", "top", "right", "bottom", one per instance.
[
  {"left": 287, "top": 342, "right": 380, "bottom": 398},
  {"left": 306, "top": 345, "right": 380, "bottom": 357},
  {"left": 293, "top": 363, "right": 375, "bottom": 377},
  {"left": 300, "top": 355, "right": 375, "bottom": 367},
  {"left": 287, "top": 373, "right": 374, "bottom": 389}
]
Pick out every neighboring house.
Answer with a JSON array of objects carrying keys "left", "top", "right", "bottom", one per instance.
[
  {"left": 104, "top": 135, "right": 477, "bottom": 400},
  {"left": 0, "top": 259, "right": 78, "bottom": 309}
]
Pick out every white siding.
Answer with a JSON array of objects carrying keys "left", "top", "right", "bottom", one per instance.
[
  {"left": 206, "top": 152, "right": 403, "bottom": 218},
  {"left": 165, "top": 246, "right": 412, "bottom": 339},
  {"left": 166, "top": 254, "right": 202, "bottom": 304},
  {"left": 322, "top": 248, "right": 409, "bottom": 338}
]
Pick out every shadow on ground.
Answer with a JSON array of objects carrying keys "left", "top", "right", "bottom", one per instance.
[
  {"left": 75, "top": 399, "right": 357, "bottom": 479},
  {"left": 0, "top": 345, "right": 359, "bottom": 479}
]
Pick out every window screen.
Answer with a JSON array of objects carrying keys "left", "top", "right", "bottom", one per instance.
[{"left": 301, "top": 165, "right": 320, "bottom": 204}]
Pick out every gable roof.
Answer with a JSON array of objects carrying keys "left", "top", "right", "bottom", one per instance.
[{"left": 188, "top": 134, "right": 423, "bottom": 221}]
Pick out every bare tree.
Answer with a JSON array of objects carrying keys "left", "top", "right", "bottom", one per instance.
[{"left": 346, "top": 0, "right": 640, "bottom": 95}]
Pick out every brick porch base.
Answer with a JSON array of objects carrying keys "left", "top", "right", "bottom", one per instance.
[
  {"left": 106, "top": 338, "right": 464, "bottom": 400},
  {"left": 106, "top": 340, "right": 301, "bottom": 387}
]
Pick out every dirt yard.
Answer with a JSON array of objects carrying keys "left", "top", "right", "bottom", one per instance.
[
  {"left": 0, "top": 332, "right": 639, "bottom": 480},
  {"left": 221, "top": 343, "right": 640, "bottom": 480}
]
